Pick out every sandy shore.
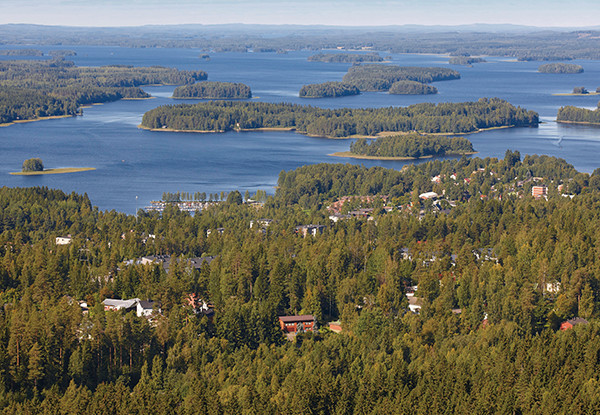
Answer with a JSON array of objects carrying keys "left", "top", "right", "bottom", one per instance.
[
  {"left": 10, "top": 167, "right": 96, "bottom": 176},
  {"left": 0, "top": 115, "right": 74, "bottom": 127}
]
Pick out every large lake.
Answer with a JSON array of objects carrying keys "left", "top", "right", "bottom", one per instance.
[{"left": 1, "top": 46, "right": 600, "bottom": 213}]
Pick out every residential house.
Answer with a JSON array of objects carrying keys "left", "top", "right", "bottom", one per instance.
[
  {"left": 419, "top": 192, "right": 438, "bottom": 200},
  {"left": 187, "top": 293, "right": 215, "bottom": 319},
  {"left": 278, "top": 315, "right": 316, "bottom": 333},
  {"left": 560, "top": 317, "right": 589, "bottom": 331},
  {"left": 137, "top": 300, "right": 160, "bottom": 318},
  {"left": 532, "top": 186, "right": 548, "bottom": 199},
  {"left": 102, "top": 298, "right": 139, "bottom": 312},
  {"left": 55, "top": 235, "right": 72, "bottom": 245},
  {"left": 295, "top": 225, "right": 326, "bottom": 237},
  {"left": 206, "top": 228, "right": 225, "bottom": 237},
  {"left": 250, "top": 219, "right": 273, "bottom": 229}
]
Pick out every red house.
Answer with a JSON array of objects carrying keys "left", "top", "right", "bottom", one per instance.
[
  {"left": 560, "top": 317, "right": 589, "bottom": 331},
  {"left": 278, "top": 315, "right": 316, "bottom": 333}
]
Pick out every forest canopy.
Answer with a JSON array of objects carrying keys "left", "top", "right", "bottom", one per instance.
[
  {"left": 342, "top": 64, "right": 460, "bottom": 91},
  {"left": 0, "top": 151, "right": 600, "bottom": 412},
  {"left": 0, "top": 59, "right": 207, "bottom": 124},
  {"left": 299, "top": 81, "right": 360, "bottom": 98},
  {"left": 140, "top": 98, "right": 539, "bottom": 137},
  {"left": 388, "top": 80, "right": 438, "bottom": 95},
  {"left": 348, "top": 134, "right": 474, "bottom": 158},
  {"left": 538, "top": 63, "right": 584, "bottom": 74},
  {"left": 172, "top": 82, "right": 252, "bottom": 99},
  {"left": 557, "top": 105, "right": 600, "bottom": 125}
]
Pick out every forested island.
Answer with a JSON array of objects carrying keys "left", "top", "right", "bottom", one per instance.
[
  {"left": 172, "top": 82, "right": 252, "bottom": 99},
  {"left": 140, "top": 98, "right": 539, "bottom": 138},
  {"left": 538, "top": 63, "right": 584, "bottom": 74},
  {"left": 307, "top": 52, "right": 383, "bottom": 63},
  {"left": 2, "top": 150, "right": 600, "bottom": 412},
  {"left": 48, "top": 49, "right": 77, "bottom": 57},
  {"left": 449, "top": 56, "right": 486, "bottom": 65},
  {"left": 388, "top": 80, "right": 437, "bottom": 95},
  {"left": 557, "top": 105, "right": 600, "bottom": 125},
  {"left": 0, "top": 59, "right": 207, "bottom": 125},
  {"left": 0, "top": 49, "right": 43, "bottom": 56},
  {"left": 299, "top": 82, "right": 360, "bottom": 98},
  {"left": 335, "top": 134, "right": 475, "bottom": 159},
  {"left": 342, "top": 64, "right": 460, "bottom": 91}
]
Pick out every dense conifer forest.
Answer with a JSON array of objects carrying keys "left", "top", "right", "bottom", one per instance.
[
  {"left": 348, "top": 134, "right": 474, "bottom": 158},
  {"left": 140, "top": 98, "right": 538, "bottom": 137},
  {"left": 342, "top": 64, "right": 460, "bottom": 92},
  {"left": 298, "top": 82, "right": 360, "bottom": 98},
  {"left": 557, "top": 105, "right": 600, "bottom": 124},
  {"left": 172, "top": 82, "right": 252, "bottom": 99},
  {"left": 1, "top": 152, "right": 600, "bottom": 412},
  {"left": 449, "top": 56, "right": 486, "bottom": 65},
  {"left": 388, "top": 80, "right": 438, "bottom": 95},
  {"left": 538, "top": 63, "right": 584, "bottom": 74},
  {"left": 0, "top": 60, "right": 207, "bottom": 124}
]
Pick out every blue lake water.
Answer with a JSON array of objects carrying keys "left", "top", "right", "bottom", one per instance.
[{"left": 1, "top": 46, "right": 600, "bottom": 213}]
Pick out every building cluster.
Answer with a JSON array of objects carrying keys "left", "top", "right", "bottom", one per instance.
[{"left": 102, "top": 298, "right": 161, "bottom": 318}]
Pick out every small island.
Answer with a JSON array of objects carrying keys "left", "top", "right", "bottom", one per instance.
[
  {"left": 10, "top": 158, "right": 96, "bottom": 175},
  {"left": 342, "top": 64, "right": 460, "bottom": 92},
  {"left": 172, "top": 82, "right": 252, "bottom": 99},
  {"left": 330, "top": 134, "right": 475, "bottom": 160},
  {"left": 449, "top": 56, "right": 486, "bottom": 65},
  {"left": 307, "top": 53, "right": 383, "bottom": 63},
  {"left": 388, "top": 80, "right": 437, "bottom": 95},
  {"left": 48, "top": 50, "right": 77, "bottom": 57},
  {"left": 553, "top": 86, "right": 600, "bottom": 96},
  {"left": 299, "top": 82, "right": 360, "bottom": 98},
  {"left": 538, "top": 63, "right": 584, "bottom": 74}
]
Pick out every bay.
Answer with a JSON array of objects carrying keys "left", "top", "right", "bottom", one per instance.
[{"left": 1, "top": 45, "right": 600, "bottom": 213}]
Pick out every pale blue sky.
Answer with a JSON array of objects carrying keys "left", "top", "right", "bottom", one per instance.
[{"left": 3, "top": 0, "right": 600, "bottom": 27}]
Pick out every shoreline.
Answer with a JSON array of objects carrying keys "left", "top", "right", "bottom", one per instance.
[
  {"left": 553, "top": 92, "right": 600, "bottom": 96},
  {"left": 329, "top": 151, "right": 477, "bottom": 161},
  {"left": 138, "top": 123, "right": 525, "bottom": 139},
  {"left": 556, "top": 120, "right": 600, "bottom": 127},
  {"left": 10, "top": 167, "right": 96, "bottom": 176},
  {"left": 171, "top": 96, "right": 252, "bottom": 100},
  {"left": 0, "top": 114, "right": 74, "bottom": 128}
]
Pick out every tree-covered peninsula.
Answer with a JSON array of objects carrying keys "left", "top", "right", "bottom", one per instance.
[
  {"left": 557, "top": 105, "right": 600, "bottom": 125},
  {"left": 0, "top": 59, "right": 207, "bottom": 125},
  {"left": 140, "top": 98, "right": 539, "bottom": 138},
  {"left": 538, "top": 63, "right": 584, "bottom": 74},
  {"left": 172, "top": 82, "right": 252, "bottom": 99},
  {"left": 345, "top": 134, "right": 475, "bottom": 159},
  {"left": 299, "top": 82, "right": 360, "bottom": 98},
  {"left": 308, "top": 52, "right": 383, "bottom": 63},
  {"left": 342, "top": 64, "right": 460, "bottom": 91},
  {"left": 388, "top": 80, "right": 437, "bottom": 95}
]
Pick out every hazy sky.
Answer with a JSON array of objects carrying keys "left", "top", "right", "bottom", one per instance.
[{"left": 2, "top": 0, "right": 600, "bottom": 27}]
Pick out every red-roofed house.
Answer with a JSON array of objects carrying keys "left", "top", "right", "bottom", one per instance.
[
  {"left": 278, "top": 315, "right": 316, "bottom": 333},
  {"left": 560, "top": 317, "right": 589, "bottom": 331}
]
